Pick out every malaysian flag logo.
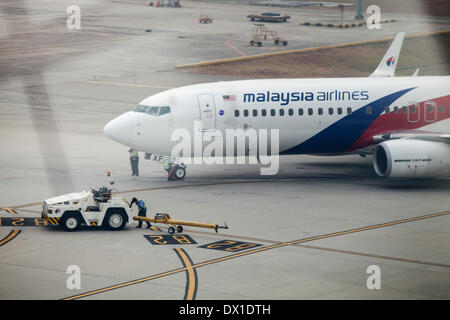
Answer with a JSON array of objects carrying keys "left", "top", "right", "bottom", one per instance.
[{"left": 223, "top": 94, "right": 236, "bottom": 101}]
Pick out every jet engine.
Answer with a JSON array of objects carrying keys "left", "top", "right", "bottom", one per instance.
[{"left": 373, "top": 139, "right": 450, "bottom": 178}]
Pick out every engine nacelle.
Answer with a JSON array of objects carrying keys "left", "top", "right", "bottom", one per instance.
[{"left": 373, "top": 139, "right": 450, "bottom": 178}]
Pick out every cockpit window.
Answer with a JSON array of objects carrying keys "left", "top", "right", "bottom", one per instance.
[
  {"left": 134, "top": 105, "right": 149, "bottom": 113},
  {"left": 147, "top": 107, "right": 159, "bottom": 116},
  {"left": 134, "top": 105, "right": 171, "bottom": 116},
  {"left": 159, "top": 106, "right": 171, "bottom": 116}
]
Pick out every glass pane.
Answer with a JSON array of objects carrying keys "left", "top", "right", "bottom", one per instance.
[
  {"left": 134, "top": 105, "right": 149, "bottom": 113},
  {"left": 147, "top": 107, "right": 159, "bottom": 116},
  {"left": 159, "top": 106, "right": 171, "bottom": 116}
]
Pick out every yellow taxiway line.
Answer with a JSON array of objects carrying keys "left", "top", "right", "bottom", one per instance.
[
  {"left": 0, "top": 230, "right": 21, "bottom": 247},
  {"left": 62, "top": 210, "right": 449, "bottom": 300},
  {"left": 176, "top": 29, "right": 450, "bottom": 69},
  {"left": 175, "top": 248, "right": 198, "bottom": 300}
]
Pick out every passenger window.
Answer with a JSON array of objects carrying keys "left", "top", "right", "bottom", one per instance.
[
  {"left": 135, "top": 105, "right": 149, "bottom": 113},
  {"left": 235, "top": 110, "right": 240, "bottom": 117},
  {"left": 159, "top": 106, "right": 171, "bottom": 116},
  {"left": 261, "top": 109, "right": 267, "bottom": 117},
  {"left": 347, "top": 107, "right": 352, "bottom": 115},
  {"left": 252, "top": 109, "right": 258, "bottom": 117},
  {"left": 318, "top": 108, "right": 323, "bottom": 115},
  {"left": 384, "top": 106, "right": 390, "bottom": 114},
  {"left": 270, "top": 109, "right": 276, "bottom": 116},
  {"left": 308, "top": 108, "right": 313, "bottom": 116},
  {"left": 439, "top": 106, "right": 444, "bottom": 113},
  {"left": 366, "top": 106, "right": 372, "bottom": 115},
  {"left": 243, "top": 110, "right": 249, "bottom": 117},
  {"left": 298, "top": 108, "right": 304, "bottom": 116},
  {"left": 147, "top": 107, "right": 159, "bottom": 116},
  {"left": 288, "top": 108, "right": 293, "bottom": 116},
  {"left": 411, "top": 106, "right": 417, "bottom": 113},
  {"left": 402, "top": 106, "right": 407, "bottom": 114},
  {"left": 279, "top": 109, "right": 285, "bottom": 116},
  {"left": 394, "top": 106, "right": 399, "bottom": 114},
  {"left": 328, "top": 108, "right": 333, "bottom": 115},
  {"left": 337, "top": 108, "right": 342, "bottom": 115}
]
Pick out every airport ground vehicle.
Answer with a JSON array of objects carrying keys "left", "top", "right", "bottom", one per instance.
[
  {"left": 199, "top": 15, "right": 213, "bottom": 23},
  {"left": 247, "top": 13, "right": 290, "bottom": 23},
  {"left": 42, "top": 187, "right": 135, "bottom": 231},
  {"left": 250, "top": 24, "right": 288, "bottom": 47}
]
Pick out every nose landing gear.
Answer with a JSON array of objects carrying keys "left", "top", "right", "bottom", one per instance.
[{"left": 167, "top": 162, "right": 186, "bottom": 181}]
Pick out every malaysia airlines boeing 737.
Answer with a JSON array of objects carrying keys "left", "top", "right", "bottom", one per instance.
[{"left": 104, "top": 33, "right": 450, "bottom": 178}]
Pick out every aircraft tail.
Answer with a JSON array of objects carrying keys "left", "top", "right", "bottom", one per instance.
[{"left": 369, "top": 32, "right": 405, "bottom": 77}]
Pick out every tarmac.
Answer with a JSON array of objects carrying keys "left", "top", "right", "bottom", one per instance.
[{"left": 0, "top": 0, "right": 449, "bottom": 300}]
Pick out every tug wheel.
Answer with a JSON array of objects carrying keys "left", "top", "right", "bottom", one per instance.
[
  {"left": 106, "top": 211, "right": 127, "bottom": 231},
  {"left": 62, "top": 212, "right": 81, "bottom": 232},
  {"left": 168, "top": 226, "right": 175, "bottom": 234},
  {"left": 176, "top": 225, "right": 183, "bottom": 233}
]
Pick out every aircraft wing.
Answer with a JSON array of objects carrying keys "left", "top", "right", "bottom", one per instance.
[
  {"left": 369, "top": 32, "right": 405, "bottom": 77},
  {"left": 373, "top": 130, "right": 450, "bottom": 144}
]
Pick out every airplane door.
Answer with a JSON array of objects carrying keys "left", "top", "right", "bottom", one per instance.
[{"left": 197, "top": 94, "right": 216, "bottom": 131}]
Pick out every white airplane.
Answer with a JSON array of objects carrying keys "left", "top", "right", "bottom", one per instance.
[{"left": 104, "top": 33, "right": 450, "bottom": 179}]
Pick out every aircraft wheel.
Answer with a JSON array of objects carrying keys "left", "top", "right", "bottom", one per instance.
[
  {"left": 257, "top": 41, "right": 262, "bottom": 47},
  {"left": 176, "top": 225, "right": 183, "bottom": 233},
  {"left": 175, "top": 166, "right": 186, "bottom": 180},
  {"left": 168, "top": 226, "right": 175, "bottom": 234},
  {"left": 283, "top": 41, "right": 288, "bottom": 46}
]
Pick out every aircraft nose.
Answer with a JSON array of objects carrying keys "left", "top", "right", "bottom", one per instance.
[{"left": 104, "top": 112, "right": 131, "bottom": 146}]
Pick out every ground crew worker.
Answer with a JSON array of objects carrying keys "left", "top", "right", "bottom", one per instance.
[
  {"left": 164, "top": 158, "right": 174, "bottom": 180},
  {"left": 130, "top": 197, "right": 151, "bottom": 228},
  {"left": 129, "top": 149, "right": 139, "bottom": 176}
]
